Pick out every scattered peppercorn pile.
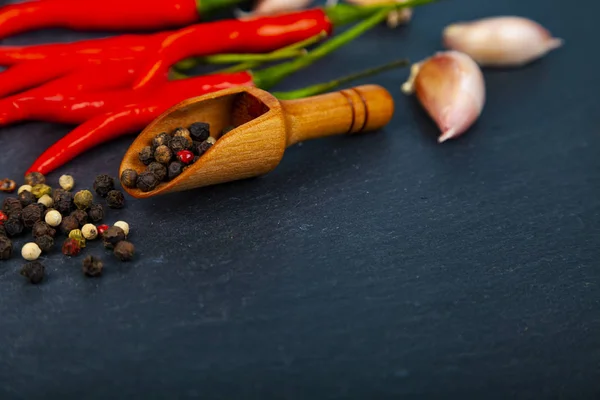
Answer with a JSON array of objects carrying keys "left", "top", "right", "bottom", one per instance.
[
  {"left": 0, "top": 172, "right": 136, "bottom": 285},
  {"left": 121, "top": 122, "right": 216, "bottom": 193}
]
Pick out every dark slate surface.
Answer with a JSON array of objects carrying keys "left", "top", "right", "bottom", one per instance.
[{"left": 0, "top": 0, "right": 599, "bottom": 398}]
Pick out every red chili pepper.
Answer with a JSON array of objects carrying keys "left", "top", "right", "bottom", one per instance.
[{"left": 0, "top": 0, "right": 242, "bottom": 39}]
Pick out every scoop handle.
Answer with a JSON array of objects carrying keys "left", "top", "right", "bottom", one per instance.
[{"left": 281, "top": 85, "right": 395, "bottom": 147}]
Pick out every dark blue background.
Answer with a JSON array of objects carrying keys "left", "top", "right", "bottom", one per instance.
[{"left": 0, "top": 0, "right": 599, "bottom": 398}]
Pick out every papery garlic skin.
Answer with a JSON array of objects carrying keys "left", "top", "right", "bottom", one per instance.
[
  {"left": 326, "top": 0, "right": 413, "bottom": 27},
  {"left": 402, "top": 51, "right": 485, "bottom": 143},
  {"left": 443, "top": 16, "right": 563, "bottom": 67},
  {"left": 236, "top": 0, "right": 314, "bottom": 17}
]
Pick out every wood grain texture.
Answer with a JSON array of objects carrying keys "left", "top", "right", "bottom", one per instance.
[{"left": 119, "top": 85, "right": 394, "bottom": 198}]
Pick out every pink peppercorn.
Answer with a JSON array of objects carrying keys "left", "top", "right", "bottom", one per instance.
[
  {"left": 0, "top": 211, "right": 7, "bottom": 225},
  {"left": 97, "top": 224, "right": 109, "bottom": 236},
  {"left": 177, "top": 150, "right": 195, "bottom": 165},
  {"left": 62, "top": 238, "right": 81, "bottom": 257}
]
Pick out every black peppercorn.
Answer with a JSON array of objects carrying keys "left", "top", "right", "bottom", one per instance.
[
  {"left": 120, "top": 169, "right": 138, "bottom": 189},
  {"left": 24, "top": 172, "right": 45, "bottom": 186},
  {"left": 220, "top": 125, "right": 234, "bottom": 138},
  {"left": 169, "top": 136, "right": 190, "bottom": 153},
  {"left": 60, "top": 215, "right": 79, "bottom": 235},
  {"left": 31, "top": 202, "right": 46, "bottom": 214},
  {"left": 0, "top": 225, "right": 6, "bottom": 238},
  {"left": 114, "top": 241, "right": 135, "bottom": 261},
  {"left": 54, "top": 190, "right": 74, "bottom": 215},
  {"left": 20, "top": 261, "right": 45, "bottom": 284},
  {"left": 103, "top": 226, "right": 126, "bottom": 249},
  {"left": 195, "top": 140, "right": 213, "bottom": 156},
  {"left": 173, "top": 127, "right": 192, "bottom": 144},
  {"left": 106, "top": 190, "right": 125, "bottom": 209},
  {"left": 18, "top": 190, "right": 36, "bottom": 207},
  {"left": 3, "top": 197, "right": 22, "bottom": 216},
  {"left": 35, "top": 235, "right": 54, "bottom": 253},
  {"left": 70, "top": 209, "right": 88, "bottom": 227},
  {"left": 22, "top": 204, "right": 43, "bottom": 228},
  {"left": 193, "top": 156, "right": 200, "bottom": 163},
  {"left": 168, "top": 161, "right": 184, "bottom": 180},
  {"left": 92, "top": 174, "right": 115, "bottom": 198},
  {"left": 154, "top": 145, "right": 173, "bottom": 165},
  {"left": 0, "top": 236, "right": 12, "bottom": 260},
  {"left": 52, "top": 188, "right": 66, "bottom": 203},
  {"left": 88, "top": 204, "right": 104, "bottom": 223},
  {"left": 138, "top": 146, "right": 154, "bottom": 166},
  {"left": 189, "top": 122, "right": 210, "bottom": 142},
  {"left": 152, "top": 132, "right": 171, "bottom": 149},
  {"left": 4, "top": 216, "right": 24, "bottom": 237},
  {"left": 147, "top": 162, "right": 167, "bottom": 182},
  {"left": 136, "top": 171, "right": 159, "bottom": 192},
  {"left": 32, "top": 221, "right": 56, "bottom": 238},
  {"left": 82, "top": 256, "right": 103, "bottom": 277}
]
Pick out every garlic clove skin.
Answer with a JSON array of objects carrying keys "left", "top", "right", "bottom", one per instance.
[
  {"left": 235, "top": 0, "right": 314, "bottom": 17},
  {"left": 402, "top": 51, "right": 486, "bottom": 143},
  {"left": 443, "top": 16, "right": 563, "bottom": 67},
  {"left": 326, "top": 0, "right": 413, "bottom": 27}
]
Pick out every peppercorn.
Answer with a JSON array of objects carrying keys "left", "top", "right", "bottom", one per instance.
[
  {"left": 173, "top": 127, "right": 193, "bottom": 144},
  {"left": 220, "top": 125, "right": 234, "bottom": 138},
  {"left": 154, "top": 145, "right": 173, "bottom": 165},
  {"left": 153, "top": 132, "right": 171, "bottom": 148},
  {"left": 102, "top": 226, "right": 125, "bottom": 249},
  {"left": 136, "top": 171, "right": 159, "bottom": 192},
  {"left": 169, "top": 136, "right": 191, "bottom": 153},
  {"left": 35, "top": 235, "right": 54, "bottom": 253},
  {"left": 189, "top": 122, "right": 210, "bottom": 142},
  {"left": 81, "top": 224, "right": 98, "bottom": 240},
  {"left": 114, "top": 241, "right": 135, "bottom": 261},
  {"left": 59, "top": 174, "right": 75, "bottom": 191},
  {"left": 18, "top": 185, "right": 32, "bottom": 195},
  {"left": 21, "top": 242, "right": 42, "bottom": 261},
  {"left": 20, "top": 261, "right": 45, "bottom": 284},
  {"left": 97, "top": 224, "right": 109, "bottom": 236},
  {"left": 4, "top": 216, "right": 24, "bottom": 237},
  {"left": 17, "top": 190, "right": 35, "bottom": 208},
  {"left": 0, "top": 178, "right": 16, "bottom": 193},
  {"left": 52, "top": 188, "right": 66, "bottom": 202},
  {"left": 68, "top": 229, "right": 86, "bottom": 248},
  {"left": 88, "top": 204, "right": 104, "bottom": 223},
  {"left": 138, "top": 146, "right": 154, "bottom": 166},
  {"left": 62, "top": 238, "right": 81, "bottom": 256},
  {"left": 33, "top": 221, "right": 56, "bottom": 238},
  {"left": 93, "top": 174, "right": 115, "bottom": 198},
  {"left": 0, "top": 225, "right": 6, "bottom": 237},
  {"left": 60, "top": 215, "right": 79, "bottom": 235},
  {"left": 106, "top": 190, "right": 125, "bottom": 209},
  {"left": 114, "top": 221, "right": 130, "bottom": 236},
  {"left": 74, "top": 190, "right": 93, "bottom": 210},
  {"left": 147, "top": 162, "right": 167, "bottom": 182},
  {"left": 3, "top": 197, "right": 22, "bottom": 216},
  {"left": 120, "top": 169, "right": 138, "bottom": 189},
  {"left": 24, "top": 172, "right": 45, "bottom": 186},
  {"left": 31, "top": 202, "right": 46, "bottom": 214},
  {"left": 82, "top": 256, "right": 103, "bottom": 277},
  {"left": 195, "top": 140, "right": 213, "bottom": 157},
  {"left": 31, "top": 184, "right": 52, "bottom": 199},
  {"left": 0, "top": 236, "right": 12, "bottom": 260},
  {"left": 177, "top": 150, "right": 195, "bottom": 165},
  {"left": 22, "top": 204, "right": 43, "bottom": 228},
  {"left": 70, "top": 209, "right": 88, "bottom": 226},
  {"left": 45, "top": 210, "right": 62, "bottom": 227},
  {"left": 168, "top": 161, "right": 184, "bottom": 181},
  {"left": 38, "top": 194, "right": 53, "bottom": 208},
  {"left": 0, "top": 211, "right": 7, "bottom": 225}
]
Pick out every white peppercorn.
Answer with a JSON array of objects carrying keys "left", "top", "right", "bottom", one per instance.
[
  {"left": 45, "top": 209, "right": 62, "bottom": 227},
  {"left": 114, "top": 221, "right": 130, "bottom": 236},
  {"left": 18, "top": 185, "right": 32, "bottom": 195},
  {"left": 21, "top": 242, "right": 42, "bottom": 261},
  {"left": 206, "top": 137, "right": 217, "bottom": 145},
  {"left": 81, "top": 224, "right": 98, "bottom": 240},
  {"left": 38, "top": 194, "right": 53, "bottom": 208},
  {"left": 59, "top": 175, "right": 75, "bottom": 191}
]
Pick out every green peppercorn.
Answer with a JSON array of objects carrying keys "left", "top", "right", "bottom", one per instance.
[
  {"left": 31, "top": 184, "right": 52, "bottom": 199},
  {"left": 68, "top": 229, "right": 86, "bottom": 248},
  {"left": 32, "top": 221, "right": 56, "bottom": 238},
  {"left": 0, "top": 236, "right": 12, "bottom": 260},
  {"left": 18, "top": 190, "right": 36, "bottom": 207},
  {"left": 22, "top": 204, "right": 43, "bottom": 229},
  {"left": 24, "top": 172, "right": 45, "bottom": 187},
  {"left": 106, "top": 190, "right": 125, "bottom": 209},
  {"left": 3, "top": 197, "right": 22, "bottom": 216},
  {"left": 152, "top": 132, "right": 171, "bottom": 149},
  {"left": 60, "top": 215, "right": 79, "bottom": 235},
  {"left": 93, "top": 174, "right": 115, "bottom": 198},
  {"left": 189, "top": 122, "right": 210, "bottom": 142},
  {"left": 154, "top": 145, "right": 173, "bottom": 165},
  {"left": 74, "top": 190, "right": 94, "bottom": 210},
  {"left": 147, "top": 162, "right": 167, "bottom": 182},
  {"left": 168, "top": 161, "right": 184, "bottom": 181},
  {"left": 103, "top": 226, "right": 126, "bottom": 249},
  {"left": 139, "top": 146, "right": 154, "bottom": 166},
  {"left": 169, "top": 136, "right": 191, "bottom": 153},
  {"left": 20, "top": 261, "right": 45, "bottom": 284},
  {"left": 120, "top": 169, "right": 138, "bottom": 189},
  {"left": 35, "top": 235, "right": 54, "bottom": 253},
  {"left": 114, "top": 241, "right": 135, "bottom": 261},
  {"left": 70, "top": 209, "right": 88, "bottom": 226},
  {"left": 82, "top": 256, "right": 103, "bottom": 277},
  {"left": 88, "top": 204, "right": 104, "bottom": 223}
]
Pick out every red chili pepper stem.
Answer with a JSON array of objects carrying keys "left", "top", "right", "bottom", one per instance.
[
  {"left": 272, "top": 58, "right": 410, "bottom": 100},
  {"left": 196, "top": 0, "right": 245, "bottom": 14}
]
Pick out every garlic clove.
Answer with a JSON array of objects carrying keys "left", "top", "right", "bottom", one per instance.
[
  {"left": 236, "top": 0, "right": 314, "bottom": 17},
  {"left": 402, "top": 51, "right": 486, "bottom": 143},
  {"left": 443, "top": 16, "right": 563, "bottom": 67}
]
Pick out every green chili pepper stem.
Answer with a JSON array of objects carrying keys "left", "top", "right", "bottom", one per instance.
[
  {"left": 272, "top": 58, "right": 410, "bottom": 100},
  {"left": 196, "top": 0, "right": 245, "bottom": 15},
  {"left": 202, "top": 49, "right": 305, "bottom": 64},
  {"left": 325, "top": 0, "right": 437, "bottom": 26}
]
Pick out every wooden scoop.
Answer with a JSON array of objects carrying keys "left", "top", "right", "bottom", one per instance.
[{"left": 119, "top": 84, "right": 394, "bottom": 198}]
